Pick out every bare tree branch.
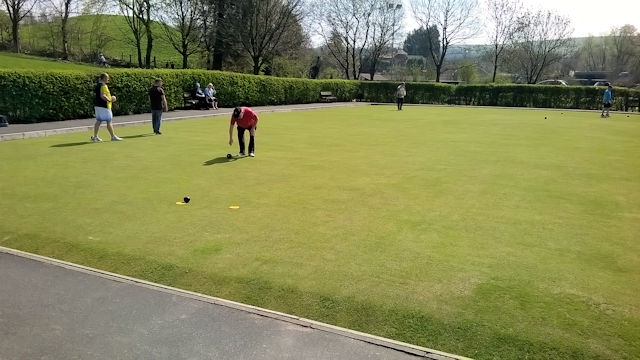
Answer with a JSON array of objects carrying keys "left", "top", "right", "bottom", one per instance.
[
  {"left": 508, "top": 9, "right": 574, "bottom": 83},
  {"left": 409, "top": 0, "right": 481, "bottom": 82},
  {"left": 485, "top": 0, "right": 521, "bottom": 82},
  {"left": 3, "top": 0, "right": 39, "bottom": 51}
]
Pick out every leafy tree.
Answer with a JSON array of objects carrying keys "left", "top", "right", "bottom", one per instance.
[
  {"left": 207, "top": 0, "right": 237, "bottom": 71},
  {"left": 0, "top": 10, "right": 11, "bottom": 47},
  {"left": 403, "top": 26, "right": 438, "bottom": 57},
  {"left": 194, "top": 0, "right": 216, "bottom": 69}
]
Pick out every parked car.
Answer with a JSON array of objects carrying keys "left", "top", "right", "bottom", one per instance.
[{"left": 536, "top": 79, "right": 568, "bottom": 86}]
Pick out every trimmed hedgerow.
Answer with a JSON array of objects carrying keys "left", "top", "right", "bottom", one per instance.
[
  {"left": 1, "top": 68, "right": 638, "bottom": 123},
  {"left": 0, "top": 69, "right": 361, "bottom": 123}
]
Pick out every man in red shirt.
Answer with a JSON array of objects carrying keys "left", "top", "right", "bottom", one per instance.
[{"left": 229, "top": 106, "right": 259, "bottom": 157}]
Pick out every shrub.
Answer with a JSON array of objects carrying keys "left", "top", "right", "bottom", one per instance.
[
  {"left": 0, "top": 69, "right": 361, "bottom": 123},
  {"left": 1, "top": 68, "right": 638, "bottom": 124}
]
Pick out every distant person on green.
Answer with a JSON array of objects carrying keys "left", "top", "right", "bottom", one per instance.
[
  {"left": 229, "top": 106, "right": 259, "bottom": 157},
  {"left": 601, "top": 83, "right": 612, "bottom": 118},
  {"left": 148, "top": 77, "right": 168, "bottom": 135},
  {"left": 396, "top": 82, "right": 406, "bottom": 110},
  {"left": 92, "top": 73, "right": 122, "bottom": 142}
]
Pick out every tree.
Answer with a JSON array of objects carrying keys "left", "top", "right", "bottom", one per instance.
[
  {"left": 118, "top": 0, "right": 153, "bottom": 68},
  {"left": 140, "top": 0, "right": 153, "bottom": 68},
  {"left": 2, "top": 0, "right": 38, "bottom": 52},
  {"left": 227, "top": 0, "right": 304, "bottom": 75},
  {"left": 194, "top": 0, "right": 217, "bottom": 69},
  {"left": 310, "top": 0, "right": 375, "bottom": 79},
  {"left": 409, "top": 0, "right": 481, "bottom": 82},
  {"left": 485, "top": 0, "right": 521, "bottom": 82},
  {"left": 0, "top": 10, "right": 11, "bottom": 46},
  {"left": 578, "top": 35, "right": 609, "bottom": 72},
  {"left": 118, "top": 0, "right": 144, "bottom": 67},
  {"left": 206, "top": 0, "right": 237, "bottom": 71},
  {"left": 159, "top": 0, "right": 200, "bottom": 69},
  {"left": 610, "top": 25, "right": 639, "bottom": 74},
  {"left": 403, "top": 25, "right": 439, "bottom": 57},
  {"left": 363, "top": 1, "right": 404, "bottom": 81},
  {"left": 266, "top": 19, "right": 309, "bottom": 77},
  {"left": 507, "top": 9, "right": 573, "bottom": 84},
  {"left": 42, "top": 0, "right": 77, "bottom": 59}
]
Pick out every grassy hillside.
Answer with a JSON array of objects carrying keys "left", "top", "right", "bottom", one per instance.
[
  {"left": 20, "top": 14, "right": 198, "bottom": 69},
  {"left": 0, "top": 51, "right": 97, "bottom": 70}
]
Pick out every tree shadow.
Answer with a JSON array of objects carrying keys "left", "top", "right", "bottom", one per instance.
[{"left": 203, "top": 156, "right": 239, "bottom": 166}]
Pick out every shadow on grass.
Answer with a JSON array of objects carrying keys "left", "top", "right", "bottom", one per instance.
[
  {"left": 50, "top": 141, "right": 92, "bottom": 148},
  {"left": 50, "top": 133, "right": 155, "bottom": 147},
  {"left": 203, "top": 156, "right": 239, "bottom": 165},
  {"left": 121, "top": 134, "right": 155, "bottom": 139}
]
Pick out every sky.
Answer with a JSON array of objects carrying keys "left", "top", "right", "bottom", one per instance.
[{"left": 401, "top": 0, "right": 640, "bottom": 44}]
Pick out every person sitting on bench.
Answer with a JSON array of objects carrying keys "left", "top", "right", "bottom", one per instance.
[
  {"left": 192, "top": 83, "right": 208, "bottom": 109},
  {"left": 204, "top": 83, "right": 218, "bottom": 109}
]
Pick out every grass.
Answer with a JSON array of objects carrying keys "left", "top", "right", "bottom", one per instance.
[
  {"left": 0, "top": 52, "right": 96, "bottom": 71},
  {"left": 19, "top": 14, "right": 187, "bottom": 67},
  {"left": 1, "top": 106, "right": 639, "bottom": 359}
]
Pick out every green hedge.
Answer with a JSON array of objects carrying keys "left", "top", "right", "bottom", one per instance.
[
  {"left": 1, "top": 69, "right": 638, "bottom": 124},
  {"left": 446, "top": 84, "right": 637, "bottom": 110},
  {"left": 0, "top": 69, "right": 360, "bottom": 123},
  {"left": 359, "top": 81, "right": 453, "bottom": 104}
]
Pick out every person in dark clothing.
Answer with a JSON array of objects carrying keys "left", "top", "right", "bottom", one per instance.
[
  {"left": 148, "top": 78, "right": 168, "bottom": 134},
  {"left": 192, "top": 83, "right": 208, "bottom": 109}
]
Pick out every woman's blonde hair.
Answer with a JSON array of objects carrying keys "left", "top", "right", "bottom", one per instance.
[{"left": 207, "top": 83, "right": 213, "bottom": 87}]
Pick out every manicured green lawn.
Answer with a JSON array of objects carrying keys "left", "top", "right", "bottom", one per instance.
[{"left": 1, "top": 106, "right": 639, "bottom": 359}]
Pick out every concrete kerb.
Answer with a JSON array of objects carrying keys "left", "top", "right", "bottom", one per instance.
[
  {"left": 0, "top": 246, "right": 470, "bottom": 360},
  {"left": 0, "top": 102, "right": 369, "bottom": 142}
]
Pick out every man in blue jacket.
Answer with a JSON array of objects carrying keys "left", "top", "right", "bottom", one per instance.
[{"left": 601, "top": 83, "right": 612, "bottom": 118}]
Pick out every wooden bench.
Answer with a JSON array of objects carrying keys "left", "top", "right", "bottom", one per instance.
[
  {"left": 319, "top": 91, "right": 337, "bottom": 103},
  {"left": 183, "top": 92, "right": 199, "bottom": 109}
]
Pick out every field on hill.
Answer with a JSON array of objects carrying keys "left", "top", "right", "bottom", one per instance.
[
  {"left": 20, "top": 14, "right": 188, "bottom": 68},
  {"left": 1, "top": 106, "right": 639, "bottom": 359},
  {"left": 0, "top": 51, "right": 96, "bottom": 70}
]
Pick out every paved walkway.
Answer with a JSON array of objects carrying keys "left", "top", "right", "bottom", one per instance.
[
  {"left": 0, "top": 103, "right": 470, "bottom": 360},
  {"left": 0, "top": 103, "right": 367, "bottom": 141}
]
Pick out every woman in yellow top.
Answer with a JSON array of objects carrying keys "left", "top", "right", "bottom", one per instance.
[{"left": 91, "top": 73, "right": 122, "bottom": 142}]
